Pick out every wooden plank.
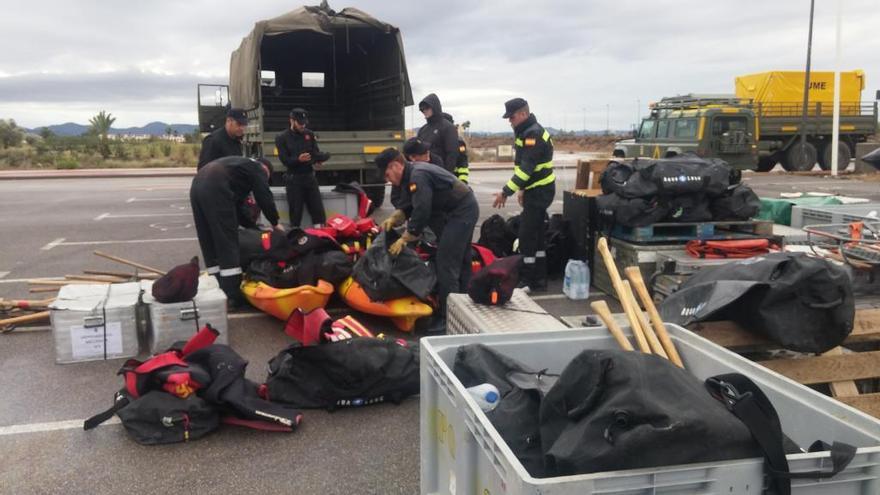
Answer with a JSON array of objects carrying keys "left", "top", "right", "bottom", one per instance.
[
  {"left": 757, "top": 351, "right": 880, "bottom": 385},
  {"left": 688, "top": 308, "right": 880, "bottom": 349},
  {"left": 823, "top": 347, "right": 860, "bottom": 398},
  {"left": 837, "top": 393, "right": 880, "bottom": 418}
]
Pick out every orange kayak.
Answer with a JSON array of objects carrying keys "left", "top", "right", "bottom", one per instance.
[
  {"left": 337, "top": 277, "right": 432, "bottom": 332},
  {"left": 241, "top": 279, "right": 334, "bottom": 320}
]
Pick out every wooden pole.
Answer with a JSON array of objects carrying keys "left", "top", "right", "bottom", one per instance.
[
  {"left": 621, "top": 281, "right": 656, "bottom": 355},
  {"left": 29, "top": 287, "right": 60, "bottom": 293},
  {"left": 590, "top": 300, "right": 634, "bottom": 351},
  {"left": 83, "top": 269, "right": 159, "bottom": 280},
  {"left": 65, "top": 274, "right": 128, "bottom": 283},
  {"left": 624, "top": 266, "right": 684, "bottom": 368},
  {"left": 596, "top": 237, "right": 651, "bottom": 353},
  {"left": 0, "top": 311, "right": 50, "bottom": 327},
  {"left": 93, "top": 251, "right": 166, "bottom": 275}
]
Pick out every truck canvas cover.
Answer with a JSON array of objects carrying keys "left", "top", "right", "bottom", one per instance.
[
  {"left": 735, "top": 70, "right": 865, "bottom": 116},
  {"left": 229, "top": 4, "right": 413, "bottom": 110}
]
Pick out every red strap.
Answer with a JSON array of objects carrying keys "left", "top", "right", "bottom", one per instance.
[
  {"left": 221, "top": 416, "right": 298, "bottom": 432},
  {"left": 261, "top": 232, "right": 271, "bottom": 251},
  {"left": 181, "top": 324, "right": 219, "bottom": 356},
  {"left": 133, "top": 352, "right": 188, "bottom": 374}
]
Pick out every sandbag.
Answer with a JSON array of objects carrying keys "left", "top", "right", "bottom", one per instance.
[
  {"left": 540, "top": 349, "right": 761, "bottom": 476},
  {"left": 659, "top": 253, "right": 854, "bottom": 352},
  {"left": 710, "top": 183, "right": 761, "bottom": 220},
  {"left": 265, "top": 338, "right": 420, "bottom": 409},
  {"left": 352, "top": 231, "right": 436, "bottom": 301}
]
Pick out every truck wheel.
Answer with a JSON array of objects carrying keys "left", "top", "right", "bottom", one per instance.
[
  {"left": 818, "top": 141, "right": 852, "bottom": 171},
  {"left": 781, "top": 142, "right": 817, "bottom": 172},
  {"left": 755, "top": 155, "right": 778, "bottom": 172}
]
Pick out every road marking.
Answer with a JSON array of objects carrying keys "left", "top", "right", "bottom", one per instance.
[
  {"left": 55, "top": 237, "right": 197, "bottom": 247},
  {"left": 127, "top": 197, "right": 185, "bottom": 203},
  {"left": 41, "top": 237, "right": 66, "bottom": 250},
  {"left": 126, "top": 197, "right": 135, "bottom": 203},
  {"left": 0, "top": 271, "right": 8, "bottom": 279},
  {"left": 97, "top": 213, "right": 191, "bottom": 220},
  {"left": 0, "top": 417, "right": 121, "bottom": 437},
  {"left": 530, "top": 293, "right": 568, "bottom": 301}
]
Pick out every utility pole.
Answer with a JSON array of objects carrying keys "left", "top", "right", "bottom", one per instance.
[
  {"left": 582, "top": 107, "right": 586, "bottom": 134},
  {"left": 799, "top": 0, "right": 816, "bottom": 169},
  {"left": 605, "top": 104, "right": 610, "bottom": 135},
  {"left": 831, "top": 0, "right": 843, "bottom": 176},
  {"left": 636, "top": 98, "right": 641, "bottom": 127}
]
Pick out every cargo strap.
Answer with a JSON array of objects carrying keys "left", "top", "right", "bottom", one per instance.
[
  {"left": 83, "top": 390, "right": 130, "bottom": 431},
  {"left": 706, "top": 373, "right": 856, "bottom": 495}
]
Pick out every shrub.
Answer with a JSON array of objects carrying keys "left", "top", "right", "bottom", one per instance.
[{"left": 57, "top": 156, "right": 79, "bottom": 169}]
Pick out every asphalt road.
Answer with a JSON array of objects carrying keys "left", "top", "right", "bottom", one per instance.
[{"left": 1, "top": 160, "right": 880, "bottom": 495}]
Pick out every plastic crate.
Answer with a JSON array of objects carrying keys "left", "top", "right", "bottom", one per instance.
[
  {"left": 791, "top": 203, "right": 880, "bottom": 228},
  {"left": 446, "top": 290, "right": 568, "bottom": 335},
  {"left": 260, "top": 186, "right": 360, "bottom": 227},
  {"left": 141, "top": 276, "right": 228, "bottom": 354},
  {"left": 420, "top": 327, "right": 880, "bottom": 495}
]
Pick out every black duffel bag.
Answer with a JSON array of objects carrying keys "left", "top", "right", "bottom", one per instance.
[
  {"left": 608, "top": 156, "right": 731, "bottom": 199},
  {"left": 661, "top": 193, "right": 713, "bottom": 223},
  {"left": 710, "top": 183, "right": 761, "bottom": 221},
  {"left": 265, "top": 338, "right": 420, "bottom": 410},
  {"left": 659, "top": 252, "right": 854, "bottom": 353},
  {"left": 114, "top": 390, "right": 219, "bottom": 445},
  {"left": 596, "top": 193, "right": 669, "bottom": 227},
  {"left": 540, "top": 349, "right": 762, "bottom": 477}
]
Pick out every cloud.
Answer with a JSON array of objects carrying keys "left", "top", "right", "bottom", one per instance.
[{"left": 1, "top": 0, "right": 877, "bottom": 131}]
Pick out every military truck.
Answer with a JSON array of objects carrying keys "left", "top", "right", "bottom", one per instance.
[
  {"left": 197, "top": 3, "right": 414, "bottom": 206},
  {"left": 615, "top": 71, "right": 878, "bottom": 172}
]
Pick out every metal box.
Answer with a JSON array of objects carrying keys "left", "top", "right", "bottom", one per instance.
[
  {"left": 141, "top": 276, "right": 228, "bottom": 354},
  {"left": 260, "top": 185, "right": 360, "bottom": 227},
  {"left": 50, "top": 283, "right": 142, "bottom": 364},
  {"left": 592, "top": 237, "right": 682, "bottom": 299},
  {"left": 446, "top": 290, "right": 568, "bottom": 335},
  {"left": 421, "top": 326, "right": 880, "bottom": 495}
]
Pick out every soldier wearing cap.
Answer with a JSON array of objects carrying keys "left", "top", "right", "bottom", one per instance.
[
  {"left": 442, "top": 112, "right": 470, "bottom": 184},
  {"left": 275, "top": 107, "right": 330, "bottom": 227},
  {"left": 376, "top": 148, "right": 479, "bottom": 333},
  {"left": 198, "top": 108, "right": 247, "bottom": 169},
  {"left": 492, "top": 98, "right": 555, "bottom": 292},
  {"left": 391, "top": 137, "right": 446, "bottom": 210}
]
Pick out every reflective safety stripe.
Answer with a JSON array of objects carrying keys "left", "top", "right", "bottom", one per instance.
[
  {"left": 206, "top": 266, "right": 220, "bottom": 275},
  {"left": 525, "top": 172, "right": 555, "bottom": 190},
  {"left": 536, "top": 251, "right": 547, "bottom": 258},
  {"left": 513, "top": 166, "right": 530, "bottom": 181},
  {"left": 514, "top": 138, "right": 524, "bottom": 147},
  {"left": 523, "top": 257, "right": 536, "bottom": 264},
  {"left": 454, "top": 167, "right": 469, "bottom": 173},
  {"left": 219, "top": 267, "right": 242, "bottom": 277},
  {"left": 505, "top": 179, "right": 520, "bottom": 193},
  {"left": 542, "top": 130, "right": 550, "bottom": 141},
  {"left": 534, "top": 160, "right": 553, "bottom": 172}
]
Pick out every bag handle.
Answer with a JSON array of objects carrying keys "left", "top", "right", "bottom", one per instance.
[{"left": 83, "top": 390, "right": 129, "bottom": 430}]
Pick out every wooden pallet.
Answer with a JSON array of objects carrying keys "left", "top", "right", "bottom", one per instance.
[
  {"left": 612, "top": 220, "right": 773, "bottom": 243},
  {"left": 688, "top": 308, "right": 880, "bottom": 418}
]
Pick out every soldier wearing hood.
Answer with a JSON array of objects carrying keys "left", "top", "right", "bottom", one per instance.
[{"left": 416, "top": 93, "right": 460, "bottom": 174}]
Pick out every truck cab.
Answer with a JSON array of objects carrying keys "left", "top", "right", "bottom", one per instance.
[
  {"left": 197, "top": 4, "right": 413, "bottom": 206},
  {"left": 614, "top": 96, "right": 758, "bottom": 170}
]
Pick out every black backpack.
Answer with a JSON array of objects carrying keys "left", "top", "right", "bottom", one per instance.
[
  {"left": 468, "top": 255, "right": 523, "bottom": 306},
  {"left": 265, "top": 338, "right": 421, "bottom": 410},
  {"left": 478, "top": 214, "right": 516, "bottom": 257},
  {"left": 660, "top": 252, "right": 855, "bottom": 353}
]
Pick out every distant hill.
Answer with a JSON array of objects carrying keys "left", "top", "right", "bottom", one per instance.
[{"left": 28, "top": 122, "right": 198, "bottom": 137}]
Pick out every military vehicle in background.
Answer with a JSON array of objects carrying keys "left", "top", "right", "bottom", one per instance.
[
  {"left": 615, "top": 71, "right": 878, "bottom": 171},
  {"left": 197, "top": 3, "right": 414, "bottom": 206}
]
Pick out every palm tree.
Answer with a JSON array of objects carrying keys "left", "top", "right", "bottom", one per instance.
[{"left": 89, "top": 110, "right": 116, "bottom": 159}]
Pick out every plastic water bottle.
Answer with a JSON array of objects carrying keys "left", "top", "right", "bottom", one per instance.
[
  {"left": 466, "top": 383, "right": 500, "bottom": 412},
  {"left": 564, "top": 260, "right": 590, "bottom": 300}
]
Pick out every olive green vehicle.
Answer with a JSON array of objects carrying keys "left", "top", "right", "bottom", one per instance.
[
  {"left": 197, "top": 3, "right": 413, "bottom": 206},
  {"left": 615, "top": 94, "right": 877, "bottom": 172}
]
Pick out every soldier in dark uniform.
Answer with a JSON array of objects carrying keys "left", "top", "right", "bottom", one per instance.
[
  {"left": 275, "top": 107, "right": 330, "bottom": 227},
  {"left": 416, "top": 94, "right": 460, "bottom": 174},
  {"left": 376, "top": 148, "right": 479, "bottom": 332},
  {"left": 492, "top": 98, "right": 555, "bottom": 292},
  {"left": 190, "top": 156, "right": 283, "bottom": 307},
  {"left": 197, "top": 108, "right": 247, "bottom": 169},
  {"left": 390, "top": 137, "right": 445, "bottom": 210},
  {"left": 442, "top": 112, "right": 470, "bottom": 184}
]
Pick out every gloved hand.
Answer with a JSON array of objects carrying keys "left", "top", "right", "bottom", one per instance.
[
  {"left": 388, "top": 231, "right": 418, "bottom": 256},
  {"left": 381, "top": 209, "right": 407, "bottom": 231}
]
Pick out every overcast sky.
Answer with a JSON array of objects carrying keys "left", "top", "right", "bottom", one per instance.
[{"left": 1, "top": 0, "right": 877, "bottom": 132}]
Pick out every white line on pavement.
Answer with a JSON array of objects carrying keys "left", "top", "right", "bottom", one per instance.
[
  {"left": 127, "top": 197, "right": 186, "bottom": 202},
  {"left": 93, "top": 213, "right": 110, "bottom": 221},
  {"left": 56, "top": 237, "right": 197, "bottom": 247},
  {"left": 0, "top": 417, "right": 120, "bottom": 437},
  {"left": 99, "top": 213, "right": 191, "bottom": 220},
  {"left": 40, "top": 238, "right": 66, "bottom": 250},
  {"left": 126, "top": 197, "right": 135, "bottom": 203}
]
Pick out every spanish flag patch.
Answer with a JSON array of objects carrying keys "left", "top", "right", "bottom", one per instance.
[
  {"left": 409, "top": 183, "right": 417, "bottom": 192},
  {"left": 524, "top": 138, "right": 537, "bottom": 146}
]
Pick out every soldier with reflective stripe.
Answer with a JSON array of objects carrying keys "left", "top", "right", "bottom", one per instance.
[
  {"left": 492, "top": 98, "right": 555, "bottom": 292},
  {"left": 442, "top": 112, "right": 470, "bottom": 184}
]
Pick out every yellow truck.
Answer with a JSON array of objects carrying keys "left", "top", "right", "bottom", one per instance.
[{"left": 615, "top": 70, "right": 878, "bottom": 171}]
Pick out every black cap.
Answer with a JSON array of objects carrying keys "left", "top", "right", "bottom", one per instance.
[
  {"left": 289, "top": 107, "right": 308, "bottom": 124},
  {"left": 227, "top": 108, "right": 248, "bottom": 125},
  {"left": 403, "top": 137, "right": 429, "bottom": 157},
  {"left": 502, "top": 98, "right": 528, "bottom": 118},
  {"left": 442, "top": 112, "right": 454, "bottom": 124},
  {"left": 374, "top": 147, "right": 402, "bottom": 172}
]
